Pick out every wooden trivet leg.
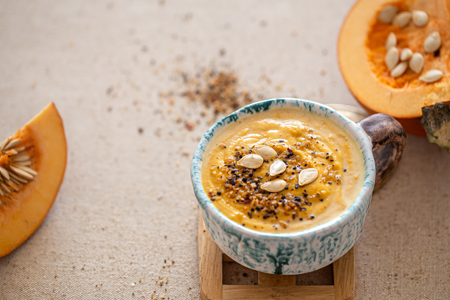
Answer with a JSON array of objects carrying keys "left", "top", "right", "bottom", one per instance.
[
  {"left": 333, "top": 247, "right": 355, "bottom": 300},
  {"left": 198, "top": 212, "right": 223, "bottom": 300}
]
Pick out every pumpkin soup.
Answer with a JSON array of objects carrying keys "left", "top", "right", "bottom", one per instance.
[{"left": 201, "top": 108, "right": 365, "bottom": 233}]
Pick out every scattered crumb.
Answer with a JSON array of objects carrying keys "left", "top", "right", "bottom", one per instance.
[
  {"left": 154, "top": 128, "right": 161, "bottom": 137},
  {"left": 184, "top": 121, "right": 195, "bottom": 131},
  {"left": 180, "top": 69, "right": 256, "bottom": 117}
]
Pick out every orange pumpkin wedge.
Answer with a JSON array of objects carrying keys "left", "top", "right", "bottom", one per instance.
[
  {"left": 338, "top": 0, "right": 450, "bottom": 137},
  {"left": 0, "top": 103, "right": 67, "bottom": 257}
]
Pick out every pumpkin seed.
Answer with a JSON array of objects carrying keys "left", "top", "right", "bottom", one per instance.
[
  {"left": 254, "top": 145, "right": 277, "bottom": 160},
  {"left": 237, "top": 154, "right": 263, "bottom": 169},
  {"left": 385, "top": 47, "right": 399, "bottom": 71},
  {"left": 400, "top": 48, "right": 413, "bottom": 61},
  {"left": 378, "top": 5, "right": 398, "bottom": 24},
  {"left": 269, "top": 159, "right": 286, "bottom": 176},
  {"left": 298, "top": 168, "right": 318, "bottom": 186},
  {"left": 393, "top": 11, "right": 412, "bottom": 28},
  {"left": 4, "top": 139, "right": 21, "bottom": 151},
  {"left": 0, "top": 167, "right": 10, "bottom": 181},
  {"left": 424, "top": 31, "right": 441, "bottom": 53},
  {"left": 409, "top": 53, "right": 424, "bottom": 73},
  {"left": 15, "top": 147, "right": 25, "bottom": 154},
  {"left": 412, "top": 10, "right": 428, "bottom": 27},
  {"left": 9, "top": 171, "right": 28, "bottom": 184},
  {"left": 419, "top": 70, "right": 443, "bottom": 83},
  {"left": 385, "top": 32, "right": 397, "bottom": 50},
  {"left": 260, "top": 179, "right": 287, "bottom": 193},
  {"left": 0, "top": 138, "right": 9, "bottom": 151},
  {"left": 13, "top": 155, "right": 30, "bottom": 162},
  {"left": 1, "top": 182, "right": 10, "bottom": 194},
  {"left": 390, "top": 62, "right": 408, "bottom": 78},
  {"left": 10, "top": 166, "right": 34, "bottom": 180},
  {"left": 12, "top": 164, "right": 38, "bottom": 176}
]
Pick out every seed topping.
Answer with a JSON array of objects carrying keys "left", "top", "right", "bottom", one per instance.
[
  {"left": 260, "top": 179, "right": 287, "bottom": 193},
  {"left": 253, "top": 145, "right": 277, "bottom": 160},
  {"left": 206, "top": 135, "right": 345, "bottom": 231},
  {"left": 269, "top": 159, "right": 286, "bottom": 176},
  {"left": 298, "top": 168, "right": 319, "bottom": 186},
  {"left": 237, "top": 154, "right": 263, "bottom": 169}
]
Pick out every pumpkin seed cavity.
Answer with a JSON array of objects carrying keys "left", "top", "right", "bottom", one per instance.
[
  {"left": 0, "top": 137, "right": 36, "bottom": 199},
  {"left": 377, "top": 6, "right": 443, "bottom": 83}
]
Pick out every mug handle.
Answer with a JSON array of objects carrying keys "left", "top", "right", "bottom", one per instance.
[{"left": 357, "top": 114, "right": 407, "bottom": 190}]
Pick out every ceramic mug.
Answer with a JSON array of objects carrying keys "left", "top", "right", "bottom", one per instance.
[{"left": 191, "top": 98, "right": 406, "bottom": 274}]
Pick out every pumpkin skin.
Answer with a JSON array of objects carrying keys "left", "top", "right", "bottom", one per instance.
[
  {"left": 421, "top": 102, "right": 450, "bottom": 152},
  {"left": 338, "top": 0, "right": 450, "bottom": 137},
  {"left": 0, "top": 103, "right": 67, "bottom": 257}
]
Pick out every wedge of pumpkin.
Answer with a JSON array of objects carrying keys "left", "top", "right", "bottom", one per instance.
[
  {"left": 338, "top": 0, "right": 449, "bottom": 139},
  {"left": 0, "top": 103, "right": 67, "bottom": 257}
]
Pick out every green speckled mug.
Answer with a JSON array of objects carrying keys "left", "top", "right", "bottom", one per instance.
[{"left": 191, "top": 98, "right": 406, "bottom": 274}]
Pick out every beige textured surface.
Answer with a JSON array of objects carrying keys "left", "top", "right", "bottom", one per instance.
[{"left": 0, "top": 0, "right": 449, "bottom": 299}]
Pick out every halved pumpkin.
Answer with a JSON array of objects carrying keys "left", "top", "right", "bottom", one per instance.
[
  {"left": 0, "top": 103, "right": 67, "bottom": 257},
  {"left": 338, "top": 0, "right": 450, "bottom": 137}
]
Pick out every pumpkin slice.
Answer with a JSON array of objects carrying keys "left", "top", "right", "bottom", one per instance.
[
  {"left": 0, "top": 103, "right": 67, "bottom": 257},
  {"left": 338, "top": 0, "right": 450, "bottom": 137}
]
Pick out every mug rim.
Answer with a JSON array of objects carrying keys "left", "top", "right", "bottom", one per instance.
[{"left": 191, "top": 98, "right": 375, "bottom": 240}]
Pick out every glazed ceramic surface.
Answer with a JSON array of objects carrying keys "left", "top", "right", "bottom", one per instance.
[{"left": 191, "top": 98, "right": 376, "bottom": 274}]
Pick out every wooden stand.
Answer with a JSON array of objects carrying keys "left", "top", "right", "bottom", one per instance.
[{"left": 198, "top": 213, "right": 355, "bottom": 300}]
